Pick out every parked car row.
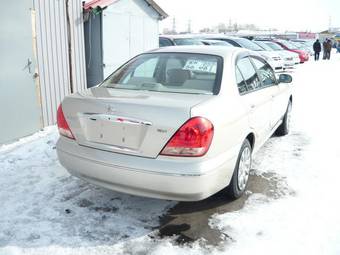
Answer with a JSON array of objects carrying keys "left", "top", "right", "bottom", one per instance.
[{"left": 159, "top": 34, "right": 310, "bottom": 70}]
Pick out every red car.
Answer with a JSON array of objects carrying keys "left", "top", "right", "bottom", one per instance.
[{"left": 271, "top": 40, "right": 309, "bottom": 63}]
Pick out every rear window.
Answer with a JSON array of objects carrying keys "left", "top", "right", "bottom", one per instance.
[
  {"left": 254, "top": 41, "right": 273, "bottom": 51},
  {"left": 101, "top": 53, "right": 223, "bottom": 95},
  {"left": 235, "top": 38, "right": 263, "bottom": 51},
  {"left": 264, "top": 42, "right": 284, "bottom": 51},
  {"left": 173, "top": 38, "right": 204, "bottom": 45},
  {"left": 279, "top": 40, "right": 298, "bottom": 50}
]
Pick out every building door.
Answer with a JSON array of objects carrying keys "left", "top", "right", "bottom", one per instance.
[
  {"left": 102, "top": 12, "right": 130, "bottom": 78},
  {"left": 0, "top": 1, "right": 41, "bottom": 144},
  {"left": 84, "top": 12, "right": 104, "bottom": 88}
]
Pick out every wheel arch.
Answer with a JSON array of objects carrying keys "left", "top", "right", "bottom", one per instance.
[{"left": 245, "top": 132, "right": 255, "bottom": 150}]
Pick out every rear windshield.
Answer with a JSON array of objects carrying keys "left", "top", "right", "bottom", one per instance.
[
  {"left": 173, "top": 38, "right": 204, "bottom": 45},
  {"left": 279, "top": 40, "right": 298, "bottom": 50},
  {"left": 234, "top": 38, "right": 264, "bottom": 51},
  {"left": 263, "top": 41, "right": 284, "bottom": 51},
  {"left": 254, "top": 41, "right": 273, "bottom": 51},
  {"left": 204, "top": 40, "right": 233, "bottom": 46},
  {"left": 101, "top": 53, "right": 223, "bottom": 95}
]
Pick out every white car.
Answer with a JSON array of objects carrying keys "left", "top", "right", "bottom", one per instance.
[
  {"left": 261, "top": 41, "right": 300, "bottom": 66},
  {"left": 56, "top": 46, "right": 293, "bottom": 201},
  {"left": 202, "top": 35, "right": 285, "bottom": 71},
  {"left": 254, "top": 40, "right": 296, "bottom": 69}
]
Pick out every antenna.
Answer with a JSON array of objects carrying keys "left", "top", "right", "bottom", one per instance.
[{"left": 187, "top": 19, "right": 192, "bottom": 33}]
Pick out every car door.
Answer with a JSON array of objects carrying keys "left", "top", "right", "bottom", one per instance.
[
  {"left": 236, "top": 56, "right": 272, "bottom": 146},
  {"left": 249, "top": 56, "right": 283, "bottom": 128},
  {"left": 0, "top": 1, "right": 41, "bottom": 144}
]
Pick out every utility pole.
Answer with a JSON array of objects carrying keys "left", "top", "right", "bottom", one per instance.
[
  {"left": 172, "top": 17, "right": 176, "bottom": 34},
  {"left": 228, "top": 18, "right": 232, "bottom": 32},
  {"left": 187, "top": 19, "right": 192, "bottom": 33}
]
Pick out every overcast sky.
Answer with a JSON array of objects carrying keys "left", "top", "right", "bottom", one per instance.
[{"left": 156, "top": 0, "right": 340, "bottom": 33}]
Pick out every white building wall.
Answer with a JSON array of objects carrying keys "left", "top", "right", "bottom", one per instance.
[
  {"left": 34, "top": 0, "right": 86, "bottom": 126},
  {"left": 102, "top": 0, "right": 159, "bottom": 77}
]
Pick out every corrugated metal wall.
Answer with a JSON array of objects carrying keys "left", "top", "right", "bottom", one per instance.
[{"left": 34, "top": 0, "right": 86, "bottom": 126}]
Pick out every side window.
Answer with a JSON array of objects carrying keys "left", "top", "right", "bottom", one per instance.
[
  {"left": 235, "top": 66, "right": 247, "bottom": 94},
  {"left": 132, "top": 57, "right": 158, "bottom": 78},
  {"left": 251, "top": 57, "right": 277, "bottom": 87},
  {"left": 225, "top": 39, "right": 241, "bottom": 47},
  {"left": 236, "top": 57, "right": 261, "bottom": 92},
  {"left": 159, "top": 38, "right": 173, "bottom": 47}
]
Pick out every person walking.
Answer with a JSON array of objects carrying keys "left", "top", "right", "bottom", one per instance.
[
  {"left": 322, "top": 39, "right": 328, "bottom": 59},
  {"left": 326, "top": 39, "right": 333, "bottom": 60},
  {"left": 313, "top": 39, "right": 321, "bottom": 61},
  {"left": 337, "top": 41, "right": 340, "bottom": 53}
]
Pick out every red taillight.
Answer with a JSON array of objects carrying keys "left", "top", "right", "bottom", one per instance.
[
  {"left": 57, "top": 104, "right": 74, "bottom": 139},
  {"left": 160, "top": 117, "right": 214, "bottom": 157}
]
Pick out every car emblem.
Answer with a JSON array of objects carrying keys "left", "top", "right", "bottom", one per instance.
[{"left": 106, "top": 105, "right": 116, "bottom": 114}]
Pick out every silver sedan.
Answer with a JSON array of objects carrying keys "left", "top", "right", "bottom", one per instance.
[{"left": 57, "top": 46, "right": 293, "bottom": 201}]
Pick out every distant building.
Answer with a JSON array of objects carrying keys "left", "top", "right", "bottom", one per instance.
[
  {"left": 297, "top": 32, "right": 316, "bottom": 40},
  {"left": 318, "top": 30, "right": 336, "bottom": 42}
]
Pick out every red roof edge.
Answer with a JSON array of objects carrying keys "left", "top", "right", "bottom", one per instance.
[
  {"left": 83, "top": 0, "right": 116, "bottom": 11},
  {"left": 83, "top": 0, "right": 168, "bottom": 20}
]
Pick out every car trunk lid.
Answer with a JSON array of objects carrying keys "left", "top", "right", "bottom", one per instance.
[{"left": 61, "top": 87, "right": 212, "bottom": 158}]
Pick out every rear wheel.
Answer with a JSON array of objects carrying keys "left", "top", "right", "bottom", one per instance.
[
  {"left": 226, "top": 139, "right": 252, "bottom": 199},
  {"left": 276, "top": 101, "right": 292, "bottom": 136}
]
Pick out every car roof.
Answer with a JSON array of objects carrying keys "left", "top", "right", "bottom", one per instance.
[
  {"left": 159, "top": 34, "right": 241, "bottom": 40},
  {"left": 200, "top": 34, "right": 241, "bottom": 40},
  {"left": 148, "top": 45, "right": 250, "bottom": 59},
  {"left": 159, "top": 34, "right": 203, "bottom": 40},
  {"left": 201, "top": 39, "right": 231, "bottom": 43}
]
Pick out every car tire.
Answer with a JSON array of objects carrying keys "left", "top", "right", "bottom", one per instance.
[
  {"left": 276, "top": 101, "right": 292, "bottom": 136},
  {"left": 226, "top": 139, "right": 252, "bottom": 199}
]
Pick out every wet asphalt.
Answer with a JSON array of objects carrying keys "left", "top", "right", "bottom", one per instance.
[{"left": 157, "top": 171, "right": 284, "bottom": 245}]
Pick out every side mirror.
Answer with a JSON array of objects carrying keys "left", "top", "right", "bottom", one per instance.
[{"left": 278, "top": 74, "right": 293, "bottom": 84}]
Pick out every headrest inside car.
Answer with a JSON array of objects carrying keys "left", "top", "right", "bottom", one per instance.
[{"left": 167, "top": 69, "right": 191, "bottom": 86}]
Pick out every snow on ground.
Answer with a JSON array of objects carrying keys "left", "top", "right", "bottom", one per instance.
[
  {"left": 1, "top": 52, "right": 340, "bottom": 255},
  {"left": 0, "top": 128, "right": 175, "bottom": 255}
]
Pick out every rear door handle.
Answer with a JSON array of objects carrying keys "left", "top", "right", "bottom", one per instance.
[{"left": 250, "top": 104, "right": 256, "bottom": 109}]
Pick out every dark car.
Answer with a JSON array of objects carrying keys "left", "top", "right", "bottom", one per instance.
[
  {"left": 200, "top": 39, "right": 233, "bottom": 46},
  {"left": 159, "top": 35, "right": 204, "bottom": 47}
]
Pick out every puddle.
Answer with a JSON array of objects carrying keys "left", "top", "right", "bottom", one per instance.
[{"left": 157, "top": 172, "right": 285, "bottom": 245}]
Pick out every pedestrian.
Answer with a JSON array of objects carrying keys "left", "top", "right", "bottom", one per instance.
[
  {"left": 337, "top": 41, "right": 340, "bottom": 53},
  {"left": 313, "top": 39, "right": 321, "bottom": 61},
  {"left": 322, "top": 39, "right": 327, "bottom": 60},
  {"left": 326, "top": 39, "right": 332, "bottom": 60}
]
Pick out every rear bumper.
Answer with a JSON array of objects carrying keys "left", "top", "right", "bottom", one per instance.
[{"left": 56, "top": 137, "right": 238, "bottom": 201}]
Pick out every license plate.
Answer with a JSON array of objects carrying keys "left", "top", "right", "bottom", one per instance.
[{"left": 80, "top": 114, "right": 147, "bottom": 150}]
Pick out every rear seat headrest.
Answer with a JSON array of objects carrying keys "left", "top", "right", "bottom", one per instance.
[{"left": 167, "top": 68, "right": 192, "bottom": 86}]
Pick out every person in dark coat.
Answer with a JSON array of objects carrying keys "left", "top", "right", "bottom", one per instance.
[
  {"left": 325, "top": 39, "right": 333, "bottom": 60},
  {"left": 322, "top": 39, "right": 328, "bottom": 60},
  {"left": 313, "top": 39, "right": 321, "bottom": 61}
]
